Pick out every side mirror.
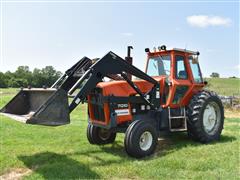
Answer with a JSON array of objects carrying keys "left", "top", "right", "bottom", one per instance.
[{"left": 192, "top": 56, "right": 199, "bottom": 64}]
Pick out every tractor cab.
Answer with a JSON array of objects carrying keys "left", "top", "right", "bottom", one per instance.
[{"left": 145, "top": 46, "right": 204, "bottom": 108}]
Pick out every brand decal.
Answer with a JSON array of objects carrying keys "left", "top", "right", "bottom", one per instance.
[{"left": 115, "top": 109, "right": 130, "bottom": 116}]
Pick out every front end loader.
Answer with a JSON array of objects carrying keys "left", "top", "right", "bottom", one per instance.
[{"left": 1, "top": 46, "right": 224, "bottom": 158}]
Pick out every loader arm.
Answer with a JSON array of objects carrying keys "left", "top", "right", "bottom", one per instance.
[
  {"left": 68, "top": 51, "right": 160, "bottom": 112},
  {"left": 51, "top": 56, "right": 93, "bottom": 91},
  {"left": 52, "top": 56, "right": 124, "bottom": 91}
]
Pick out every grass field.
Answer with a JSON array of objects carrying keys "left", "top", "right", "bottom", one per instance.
[
  {"left": 0, "top": 79, "right": 239, "bottom": 179},
  {"left": 205, "top": 78, "right": 240, "bottom": 96}
]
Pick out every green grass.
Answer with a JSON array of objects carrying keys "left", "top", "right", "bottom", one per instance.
[
  {"left": 205, "top": 78, "right": 240, "bottom": 96},
  {"left": 0, "top": 87, "right": 240, "bottom": 179}
]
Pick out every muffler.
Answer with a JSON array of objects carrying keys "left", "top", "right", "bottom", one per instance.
[{"left": 0, "top": 88, "right": 70, "bottom": 126}]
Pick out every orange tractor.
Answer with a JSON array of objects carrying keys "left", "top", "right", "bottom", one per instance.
[{"left": 1, "top": 46, "right": 224, "bottom": 158}]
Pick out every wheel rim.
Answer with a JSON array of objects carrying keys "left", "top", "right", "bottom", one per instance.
[
  {"left": 139, "top": 131, "right": 153, "bottom": 151},
  {"left": 98, "top": 129, "right": 111, "bottom": 141},
  {"left": 203, "top": 102, "right": 221, "bottom": 133}
]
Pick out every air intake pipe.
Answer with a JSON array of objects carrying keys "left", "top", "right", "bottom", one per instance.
[{"left": 125, "top": 46, "right": 133, "bottom": 80}]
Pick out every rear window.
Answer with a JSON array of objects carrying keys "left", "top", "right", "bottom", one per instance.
[{"left": 189, "top": 56, "right": 203, "bottom": 83}]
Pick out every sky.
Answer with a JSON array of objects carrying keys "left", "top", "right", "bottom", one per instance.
[{"left": 0, "top": 1, "right": 239, "bottom": 77}]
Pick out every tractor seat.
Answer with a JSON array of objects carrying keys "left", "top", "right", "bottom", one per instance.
[{"left": 178, "top": 71, "right": 187, "bottom": 79}]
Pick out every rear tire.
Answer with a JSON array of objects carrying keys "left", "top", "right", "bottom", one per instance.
[
  {"left": 87, "top": 124, "right": 116, "bottom": 145},
  {"left": 124, "top": 120, "right": 158, "bottom": 158},
  {"left": 187, "top": 90, "right": 224, "bottom": 143}
]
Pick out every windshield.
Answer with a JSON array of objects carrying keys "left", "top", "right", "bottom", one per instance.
[{"left": 146, "top": 55, "right": 171, "bottom": 76}]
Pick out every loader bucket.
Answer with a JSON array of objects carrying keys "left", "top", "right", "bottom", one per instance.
[{"left": 0, "top": 88, "right": 70, "bottom": 126}]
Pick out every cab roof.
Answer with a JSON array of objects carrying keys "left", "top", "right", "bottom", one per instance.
[
  {"left": 172, "top": 48, "right": 199, "bottom": 55},
  {"left": 147, "top": 48, "right": 200, "bottom": 57}
]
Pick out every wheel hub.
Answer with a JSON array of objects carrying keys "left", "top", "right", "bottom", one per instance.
[
  {"left": 203, "top": 102, "right": 220, "bottom": 133},
  {"left": 139, "top": 131, "right": 153, "bottom": 151},
  {"left": 99, "top": 129, "right": 111, "bottom": 141}
]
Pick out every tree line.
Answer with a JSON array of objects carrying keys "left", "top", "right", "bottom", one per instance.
[{"left": 0, "top": 66, "right": 62, "bottom": 88}]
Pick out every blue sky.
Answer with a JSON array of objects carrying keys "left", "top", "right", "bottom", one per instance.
[{"left": 0, "top": 1, "right": 239, "bottom": 77}]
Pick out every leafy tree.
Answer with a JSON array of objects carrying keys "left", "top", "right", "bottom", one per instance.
[
  {"left": 32, "top": 68, "right": 44, "bottom": 87},
  {"left": 32, "top": 66, "right": 62, "bottom": 87},
  {"left": 210, "top": 72, "right": 220, "bottom": 78},
  {"left": 4, "top": 71, "right": 14, "bottom": 86},
  {"left": 15, "top": 66, "right": 33, "bottom": 84},
  {"left": 0, "top": 72, "right": 8, "bottom": 88},
  {"left": 0, "top": 66, "right": 62, "bottom": 88},
  {"left": 41, "top": 66, "right": 62, "bottom": 87},
  {"left": 8, "top": 78, "right": 28, "bottom": 88}
]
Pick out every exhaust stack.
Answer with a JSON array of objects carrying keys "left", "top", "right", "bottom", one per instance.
[{"left": 125, "top": 46, "right": 133, "bottom": 80}]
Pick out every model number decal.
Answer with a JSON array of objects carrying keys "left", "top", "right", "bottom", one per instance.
[
  {"left": 115, "top": 109, "right": 129, "bottom": 116},
  {"left": 117, "top": 104, "right": 128, "bottom": 108}
]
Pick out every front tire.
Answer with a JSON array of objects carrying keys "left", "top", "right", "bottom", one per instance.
[
  {"left": 87, "top": 124, "right": 116, "bottom": 145},
  {"left": 124, "top": 120, "right": 158, "bottom": 158},
  {"left": 187, "top": 90, "right": 224, "bottom": 143}
]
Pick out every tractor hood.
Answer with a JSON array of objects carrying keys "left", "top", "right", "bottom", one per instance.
[{"left": 97, "top": 76, "right": 164, "bottom": 97}]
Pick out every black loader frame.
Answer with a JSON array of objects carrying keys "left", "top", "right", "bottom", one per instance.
[{"left": 1, "top": 49, "right": 160, "bottom": 126}]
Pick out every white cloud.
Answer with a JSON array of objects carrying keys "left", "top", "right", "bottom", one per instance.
[
  {"left": 121, "top": 32, "right": 133, "bottom": 36},
  {"left": 187, "top": 15, "right": 231, "bottom": 28},
  {"left": 234, "top": 64, "right": 240, "bottom": 70}
]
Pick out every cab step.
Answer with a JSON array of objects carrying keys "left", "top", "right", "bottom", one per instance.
[{"left": 168, "top": 107, "right": 187, "bottom": 132}]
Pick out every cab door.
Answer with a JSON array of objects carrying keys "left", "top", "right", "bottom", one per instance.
[{"left": 167, "top": 52, "right": 192, "bottom": 108}]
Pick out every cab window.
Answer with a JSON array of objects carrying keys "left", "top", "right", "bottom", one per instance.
[
  {"left": 175, "top": 55, "right": 187, "bottom": 79},
  {"left": 189, "top": 56, "right": 203, "bottom": 83},
  {"left": 146, "top": 55, "right": 171, "bottom": 76}
]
